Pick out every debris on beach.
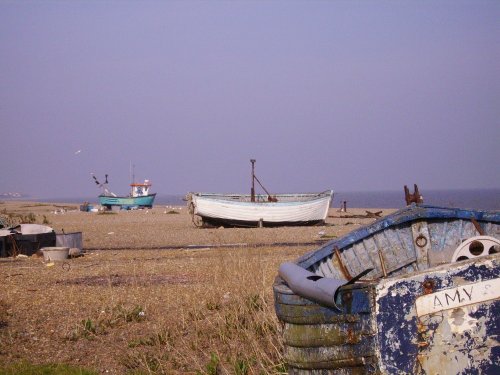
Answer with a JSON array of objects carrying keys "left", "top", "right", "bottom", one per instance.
[
  {"left": 0, "top": 224, "right": 56, "bottom": 257},
  {"left": 0, "top": 223, "right": 84, "bottom": 259},
  {"left": 329, "top": 210, "right": 383, "bottom": 219},
  {"left": 69, "top": 247, "right": 82, "bottom": 258}
]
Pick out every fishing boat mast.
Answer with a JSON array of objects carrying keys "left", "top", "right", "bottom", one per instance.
[
  {"left": 249, "top": 159, "right": 277, "bottom": 202},
  {"left": 251, "top": 159, "right": 256, "bottom": 202}
]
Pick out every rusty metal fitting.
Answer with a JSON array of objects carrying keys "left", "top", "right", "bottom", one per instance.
[
  {"left": 416, "top": 234, "right": 428, "bottom": 248},
  {"left": 341, "top": 290, "right": 353, "bottom": 304},
  {"left": 422, "top": 279, "right": 434, "bottom": 294}
]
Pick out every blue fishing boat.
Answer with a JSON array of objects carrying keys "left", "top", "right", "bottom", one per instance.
[
  {"left": 274, "top": 201, "right": 500, "bottom": 374},
  {"left": 92, "top": 173, "right": 156, "bottom": 209}
]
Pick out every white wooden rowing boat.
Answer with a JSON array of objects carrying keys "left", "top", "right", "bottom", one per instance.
[{"left": 187, "top": 190, "right": 333, "bottom": 227}]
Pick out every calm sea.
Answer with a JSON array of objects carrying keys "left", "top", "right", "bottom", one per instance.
[
  {"left": 29, "top": 188, "right": 500, "bottom": 210},
  {"left": 332, "top": 189, "right": 500, "bottom": 210}
]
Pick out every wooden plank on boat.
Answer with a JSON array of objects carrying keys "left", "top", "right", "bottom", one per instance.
[
  {"left": 415, "top": 277, "right": 500, "bottom": 317},
  {"left": 285, "top": 344, "right": 375, "bottom": 370},
  {"left": 283, "top": 319, "right": 374, "bottom": 347}
]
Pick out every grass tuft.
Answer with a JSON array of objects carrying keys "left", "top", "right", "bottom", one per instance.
[{"left": 0, "top": 361, "right": 98, "bottom": 375}]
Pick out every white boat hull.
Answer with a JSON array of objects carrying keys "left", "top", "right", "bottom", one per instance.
[{"left": 190, "top": 191, "right": 333, "bottom": 226}]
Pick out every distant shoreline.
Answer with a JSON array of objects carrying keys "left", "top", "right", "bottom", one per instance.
[{"left": 4, "top": 188, "right": 499, "bottom": 210}]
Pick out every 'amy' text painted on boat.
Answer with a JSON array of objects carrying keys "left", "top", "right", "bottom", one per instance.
[{"left": 415, "top": 277, "right": 500, "bottom": 317}]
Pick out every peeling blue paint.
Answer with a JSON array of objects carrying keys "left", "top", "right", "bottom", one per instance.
[{"left": 273, "top": 204, "right": 500, "bottom": 374}]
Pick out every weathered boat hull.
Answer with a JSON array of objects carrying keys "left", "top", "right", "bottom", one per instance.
[
  {"left": 375, "top": 255, "right": 499, "bottom": 374},
  {"left": 273, "top": 204, "right": 500, "bottom": 374},
  {"left": 189, "top": 191, "right": 333, "bottom": 227},
  {"left": 99, "top": 193, "right": 156, "bottom": 209}
]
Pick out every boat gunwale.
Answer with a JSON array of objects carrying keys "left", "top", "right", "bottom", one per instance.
[
  {"left": 296, "top": 204, "right": 500, "bottom": 270},
  {"left": 98, "top": 193, "right": 157, "bottom": 199},
  {"left": 192, "top": 190, "right": 332, "bottom": 199},
  {"left": 192, "top": 190, "right": 333, "bottom": 206}
]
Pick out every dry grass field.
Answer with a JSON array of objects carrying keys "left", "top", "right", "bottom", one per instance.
[{"left": 0, "top": 201, "right": 395, "bottom": 374}]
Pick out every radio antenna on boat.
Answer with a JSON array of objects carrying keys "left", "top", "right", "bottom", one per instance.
[
  {"left": 250, "top": 159, "right": 277, "bottom": 202},
  {"left": 129, "top": 161, "right": 136, "bottom": 184}
]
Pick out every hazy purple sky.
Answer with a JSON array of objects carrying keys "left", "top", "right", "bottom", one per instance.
[{"left": 1, "top": 1, "right": 499, "bottom": 198}]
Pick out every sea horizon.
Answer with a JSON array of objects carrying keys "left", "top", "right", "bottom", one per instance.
[{"left": 6, "top": 188, "right": 500, "bottom": 210}]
